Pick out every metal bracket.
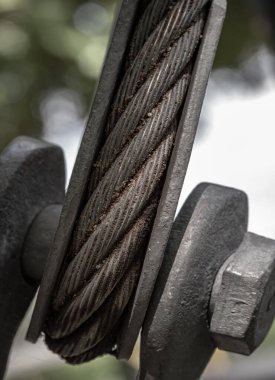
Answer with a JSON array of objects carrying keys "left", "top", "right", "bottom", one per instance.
[
  {"left": 0, "top": 137, "right": 65, "bottom": 378},
  {"left": 139, "top": 183, "right": 275, "bottom": 380},
  {"left": 139, "top": 183, "right": 248, "bottom": 380}
]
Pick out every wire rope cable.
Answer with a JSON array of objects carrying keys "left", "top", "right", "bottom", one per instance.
[{"left": 44, "top": 0, "right": 209, "bottom": 363}]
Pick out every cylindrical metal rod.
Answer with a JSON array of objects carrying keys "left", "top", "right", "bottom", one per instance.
[
  {"left": 22, "top": 205, "right": 62, "bottom": 284},
  {"left": 0, "top": 136, "right": 65, "bottom": 379}
]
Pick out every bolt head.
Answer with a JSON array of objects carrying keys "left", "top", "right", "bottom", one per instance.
[{"left": 210, "top": 233, "right": 275, "bottom": 355}]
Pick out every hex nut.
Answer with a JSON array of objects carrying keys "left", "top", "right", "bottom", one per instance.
[{"left": 210, "top": 232, "right": 275, "bottom": 355}]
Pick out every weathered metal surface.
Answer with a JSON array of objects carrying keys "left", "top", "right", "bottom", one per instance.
[
  {"left": 118, "top": 0, "right": 227, "bottom": 359},
  {"left": 0, "top": 137, "right": 65, "bottom": 378},
  {"left": 138, "top": 183, "right": 248, "bottom": 380},
  {"left": 27, "top": 0, "right": 142, "bottom": 344},
  {"left": 210, "top": 232, "right": 275, "bottom": 355}
]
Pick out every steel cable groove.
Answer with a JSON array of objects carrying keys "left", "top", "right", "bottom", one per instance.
[{"left": 44, "top": 0, "right": 209, "bottom": 363}]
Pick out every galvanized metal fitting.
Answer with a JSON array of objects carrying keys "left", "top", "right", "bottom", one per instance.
[{"left": 210, "top": 232, "right": 275, "bottom": 355}]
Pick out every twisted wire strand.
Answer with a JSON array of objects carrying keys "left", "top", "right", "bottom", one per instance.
[
  {"left": 107, "top": 0, "right": 208, "bottom": 133},
  {"left": 89, "top": 13, "right": 205, "bottom": 193},
  {"left": 71, "top": 77, "right": 189, "bottom": 256},
  {"left": 46, "top": 259, "right": 142, "bottom": 358},
  {"left": 52, "top": 132, "right": 175, "bottom": 310},
  {"left": 45, "top": 0, "right": 209, "bottom": 363},
  {"left": 64, "top": 323, "right": 120, "bottom": 364},
  {"left": 127, "top": 0, "right": 171, "bottom": 65},
  {"left": 47, "top": 201, "right": 158, "bottom": 339}
]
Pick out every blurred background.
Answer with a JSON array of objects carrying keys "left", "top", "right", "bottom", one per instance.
[{"left": 1, "top": 0, "right": 275, "bottom": 379}]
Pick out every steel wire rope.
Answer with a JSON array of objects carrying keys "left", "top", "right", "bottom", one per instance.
[{"left": 44, "top": 0, "right": 209, "bottom": 363}]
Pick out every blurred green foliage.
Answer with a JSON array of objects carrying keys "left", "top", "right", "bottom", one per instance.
[
  {"left": 0, "top": 0, "right": 116, "bottom": 151},
  {"left": 9, "top": 356, "right": 136, "bottom": 380},
  {"left": 1, "top": 0, "right": 274, "bottom": 151}
]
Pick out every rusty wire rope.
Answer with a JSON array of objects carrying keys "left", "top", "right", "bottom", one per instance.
[{"left": 45, "top": 0, "right": 209, "bottom": 363}]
